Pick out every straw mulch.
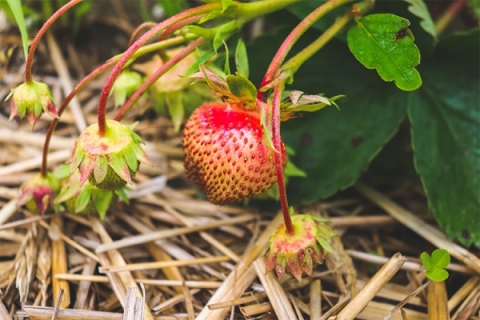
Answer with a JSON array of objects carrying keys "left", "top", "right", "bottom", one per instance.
[{"left": 1, "top": 14, "right": 480, "bottom": 320}]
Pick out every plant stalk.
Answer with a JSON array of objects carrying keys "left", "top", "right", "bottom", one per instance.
[
  {"left": 257, "top": 0, "right": 354, "bottom": 101},
  {"left": 272, "top": 84, "right": 293, "bottom": 234},
  {"left": 24, "top": 0, "right": 82, "bottom": 82},
  {"left": 96, "top": 3, "right": 222, "bottom": 136},
  {"left": 114, "top": 38, "right": 206, "bottom": 121},
  {"left": 282, "top": 4, "right": 368, "bottom": 73},
  {"left": 39, "top": 36, "right": 192, "bottom": 177},
  {"left": 435, "top": 0, "right": 467, "bottom": 36}
]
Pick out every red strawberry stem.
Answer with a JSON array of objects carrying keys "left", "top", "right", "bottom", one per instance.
[
  {"left": 272, "top": 83, "right": 294, "bottom": 234},
  {"left": 96, "top": 3, "right": 222, "bottom": 136},
  {"left": 24, "top": 0, "right": 82, "bottom": 83},
  {"left": 39, "top": 35, "right": 192, "bottom": 177},
  {"left": 97, "top": 0, "right": 302, "bottom": 136},
  {"left": 257, "top": 0, "right": 354, "bottom": 101},
  {"left": 114, "top": 38, "right": 206, "bottom": 121},
  {"left": 40, "top": 60, "right": 115, "bottom": 177}
]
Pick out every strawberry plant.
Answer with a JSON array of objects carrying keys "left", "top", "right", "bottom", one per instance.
[{"left": 3, "top": 0, "right": 479, "bottom": 291}]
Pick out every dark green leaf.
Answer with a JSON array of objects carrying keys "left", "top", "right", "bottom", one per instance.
[
  {"left": 6, "top": 0, "right": 29, "bottom": 59},
  {"left": 235, "top": 38, "right": 249, "bottom": 78},
  {"left": 403, "top": 0, "right": 436, "bottom": 39},
  {"left": 347, "top": 13, "right": 422, "bottom": 91},
  {"left": 409, "top": 30, "right": 480, "bottom": 246}
]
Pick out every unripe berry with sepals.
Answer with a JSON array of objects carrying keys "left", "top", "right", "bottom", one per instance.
[
  {"left": 68, "top": 120, "right": 151, "bottom": 191},
  {"left": 55, "top": 170, "right": 119, "bottom": 219},
  {"left": 265, "top": 214, "right": 336, "bottom": 281},
  {"left": 18, "top": 173, "right": 60, "bottom": 215},
  {"left": 7, "top": 80, "right": 57, "bottom": 129}
]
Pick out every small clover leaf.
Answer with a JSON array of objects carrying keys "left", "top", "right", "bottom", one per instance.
[{"left": 420, "top": 249, "right": 450, "bottom": 282}]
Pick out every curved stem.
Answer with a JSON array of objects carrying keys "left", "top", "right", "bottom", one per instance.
[
  {"left": 97, "top": 3, "right": 221, "bottom": 136},
  {"left": 281, "top": 10, "right": 355, "bottom": 74},
  {"left": 272, "top": 84, "right": 293, "bottom": 234},
  {"left": 257, "top": 0, "right": 354, "bottom": 101},
  {"left": 128, "top": 22, "right": 157, "bottom": 48},
  {"left": 40, "top": 36, "right": 191, "bottom": 177},
  {"left": 25, "top": 0, "right": 82, "bottom": 82},
  {"left": 114, "top": 38, "right": 205, "bottom": 121},
  {"left": 40, "top": 60, "right": 115, "bottom": 177}
]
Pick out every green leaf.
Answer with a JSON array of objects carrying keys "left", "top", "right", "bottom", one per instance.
[
  {"left": 431, "top": 249, "right": 450, "bottom": 269},
  {"left": 165, "top": 91, "right": 185, "bottom": 133},
  {"left": 420, "top": 252, "right": 433, "bottom": 270},
  {"left": 226, "top": 74, "right": 257, "bottom": 101},
  {"left": 409, "top": 30, "right": 480, "bottom": 246},
  {"left": 347, "top": 13, "right": 422, "bottom": 91},
  {"left": 235, "top": 38, "right": 249, "bottom": 78},
  {"left": 115, "top": 188, "right": 130, "bottom": 204},
  {"left": 426, "top": 268, "right": 449, "bottom": 282},
  {"left": 6, "top": 0, "right": 29, "bottom": 59},
  {"left": 421, "top": 250, "right": 450, "bottom": 282},
  {"left": 403, "top": 0, "right": 436, "bottom": 39}
]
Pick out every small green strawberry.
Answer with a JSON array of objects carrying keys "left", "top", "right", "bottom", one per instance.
[
  {"left": 68, "top": 120, "right": 151, "bottom": 191},
  {"left": 18, "top": 173, "right": 60, "bottom": 215},
  {"left": 7, "top": 80, "right": 57, "bottom": 129},
  {"left": 182, "top": 101, "right": 287, "bottom": 205},
  {"left": 265, "top": 214, "right": 336, "bottom": 281}
]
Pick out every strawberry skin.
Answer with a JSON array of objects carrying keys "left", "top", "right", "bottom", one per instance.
[{"left": 183, "top": 102, "right": 287, "bottom": 205}]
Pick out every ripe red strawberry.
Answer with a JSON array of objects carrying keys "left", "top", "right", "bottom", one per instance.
[{"left": 183, "top": 102, "right": 287, "bottom": 205}]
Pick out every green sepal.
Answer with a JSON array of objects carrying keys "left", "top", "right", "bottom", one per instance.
[
  {"left": 284, "top": 161, "right": 307, "bottom": 178},
  {"left": 123, "top": 148, "right": 139, "bottom": 173},
  {"left": 226, "top": 74, "right": 257, "bottom": 102},
  {"left": 109, "top": 157, "right": 132, "bottom": 185},
  {"left": 92, "top": 188, "right": 113, "bottom": 220},
  {"left": 115, "top": 188, "right": 130, "bottom": 204},
  {"left": 93, "top": 156, "right": 108, "bottom": 184},
  {"left": 76, "top": 184, "right": 93, "bottom": 213}
]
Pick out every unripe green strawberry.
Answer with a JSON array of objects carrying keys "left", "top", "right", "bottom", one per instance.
[
  {"left": 183, "top": 102, "right": 287, "bottom": 205},
  {"left": 68, "top": 120, "right": 151, "bottom": 191},
  {"left": 265, "top": 214, "right": 336, "bottom": 281}
]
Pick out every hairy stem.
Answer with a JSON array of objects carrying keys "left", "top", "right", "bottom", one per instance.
[
  {"left": 272, "top": 84, "right": 293, "bottom": 234},
  {"left": 25, "top": 0, "right": 82, "bottom": 82},
  {"left": 257, "top": 0, "right": 354, "bottom": 101},
  {"left": 114, "top": 38, "right": 205, "bottom": 121},
  {"left": 97, "top": 3, "right": 221, "bottom": 136},
  {"left": 40, "top": 61, "right": 115, "bottom": 177}
]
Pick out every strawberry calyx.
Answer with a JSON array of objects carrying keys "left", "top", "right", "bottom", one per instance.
[
  {"left": 69, "top": 120, "right": 151, "bottom": 191},
  {"left": 18, "top": 172, "right": 60, "bottom": 215},
  {"left": 265, "top": 213, "right": 336, "bottom": 281}
]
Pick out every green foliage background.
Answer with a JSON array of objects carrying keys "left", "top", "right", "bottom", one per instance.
[{"left": 249, "top": 1, "right": 479, "bottom": 246}]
